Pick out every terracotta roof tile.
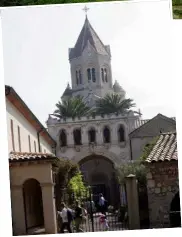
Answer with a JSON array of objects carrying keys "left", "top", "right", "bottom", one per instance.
[
  {"left": 146, "top": 132, "right": 178, "bottom": 163},
  {"left": 9, "top": 151, "right": 56, "bottom": 162}
]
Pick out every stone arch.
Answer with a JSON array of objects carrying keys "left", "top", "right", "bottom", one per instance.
[
  {"left": 23, "top": 178, "right": 44, "bottom": 231},
  {"left": 73, "top": 149, "right": 120, "bottom": 168},
  {"left": 169, "top": 191, "right": 181, "bottom": 227},
  {"left": 78, "top": 154, "right": 120, "bottom": 206}
]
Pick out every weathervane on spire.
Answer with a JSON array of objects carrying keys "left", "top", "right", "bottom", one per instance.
[{"left": 82, "top": 5, "right": 89, "bottom": 17}]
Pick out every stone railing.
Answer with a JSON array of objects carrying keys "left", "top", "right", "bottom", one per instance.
[
  {"left": 46, "top": 111, "right": 138, "bottom": 125},
  {"left": 46, "top": 113, "right": 176, "bottom": 134}
]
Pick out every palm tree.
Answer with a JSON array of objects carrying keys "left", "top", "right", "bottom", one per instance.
[
  {"left": 53, "top": 97, "right": 92, "bottom": 119},
  {"left": 95, "top": 93, "right": 136, "bottom": 115}
]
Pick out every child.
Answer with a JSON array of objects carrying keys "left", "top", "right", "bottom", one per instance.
[{"left": 99, "top": 214, "right": 109, "bottom": 231}]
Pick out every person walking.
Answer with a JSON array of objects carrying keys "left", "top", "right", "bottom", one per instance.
[
  {"left": 98, "top": 193, "right": 106, "bottom": 215},
  {"left": 58, "top": 202, "right": 73, "bottom": 233},
  {"left": 99, "top": 214, "right": 109, "bottom": 231},
  {"left": 74, "top": 201, "right": 83, "bottom": 232}
]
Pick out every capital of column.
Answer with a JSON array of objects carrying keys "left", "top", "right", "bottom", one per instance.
[{"left": 11, "top": 184, "right": 23, "bottom": 190}]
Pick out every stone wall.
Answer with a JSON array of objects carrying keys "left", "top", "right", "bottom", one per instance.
[{"left": 146, "top": 161, "right": 179, "bottom": 228}]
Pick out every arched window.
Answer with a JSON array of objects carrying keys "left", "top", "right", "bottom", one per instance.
[
  {"left": 87, "top": 68, "right": 96, "bottom": 82},
  {"left": 76, "top": 71, "right": 79, "bottom": 85},
  {"left": 87, "top": 68, "right": 91, "bottom": 82},
  {"left": 103, "top": 126, "right": 111, "bottom": 143},
  {"left": 79, "top": 70, "right": 82, "bottom": 84},
  {"left": 101, "top": 68, "right": 108, "bottom": 82},
  {"left": 88, "top": 128, "right": 96, "bottom": 143},
  {"left": 101, "top": 68, "right": 104, "bottom": 82},
  {"left": 104, "top": 68, "right": 108, "bottom": 82},
  {"left": 73, "top": 128, "right": 82, "bottom": 145},
  {"left": 118, "top": 125, "right": 125, "bottom": 142},
  {"left": 60, "top": 129, "right": 67, "bottom": 147},
  {"left": 92, "top": 68, "right": 96, "bottom": 82}
]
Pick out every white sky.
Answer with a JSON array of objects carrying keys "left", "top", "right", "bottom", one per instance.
[{"left": 1, "top": 0, "right": 175, "bottom": 126}]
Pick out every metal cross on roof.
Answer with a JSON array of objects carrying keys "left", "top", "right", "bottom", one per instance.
[{"left": 83, "top": 5, "right": 89, "bottom": 16}]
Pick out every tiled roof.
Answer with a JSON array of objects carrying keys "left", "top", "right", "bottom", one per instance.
[
  {"left": 69, "top": 17, "right": 109, "bottom": 60},
  {"left": 145, "top": 132, "right": 178, "bottom": 163},
  {"left": 9, "top": 151, "right": 56, "bottom": 162}
]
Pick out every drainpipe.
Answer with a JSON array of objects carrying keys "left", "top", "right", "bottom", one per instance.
[
  {"left": 37, "top": 128, "right": 44, "bottom": 152},
  {"left": 129, "top": 138, "right": 133, "bottom": 161}
]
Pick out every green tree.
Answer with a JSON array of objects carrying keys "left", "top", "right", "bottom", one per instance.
[
  {"left": 68, "top": 172, "right": 89, "bottom": 201},
  {"left": 53, "top": 158, "right": 79, "bottom": 209},
  {"left": 53, "top": 97, "right": 92, "bottom": 119},
  {"left": 116, "top": 160, "right": 147, "bottom": 185},
  {"left": 95, "top": 93, "right": 136, "bottom": 116}
]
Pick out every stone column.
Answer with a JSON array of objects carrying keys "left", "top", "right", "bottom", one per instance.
[
  {"left": 82, "top": 129, "right": 89, "bottom": 146},
  {"left": 41, "top": 183, "right": 57, "bottom": 234},
  {"left": 125, "top": 174, "right": 140, "bottom": 230},
  {"left": 11, "top": 185, "right": 26, "bottom": 235},
  {"left": 68, "top": 130, "right": 74, "bottom": 146},
  {"left": 111, "top": 125, "right": 117, "bottom": 144},
  {"left": 97, "top": 127, "right": 103, "bottom": 145}
]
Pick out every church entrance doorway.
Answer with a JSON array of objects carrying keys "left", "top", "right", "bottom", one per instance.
[{"left": 79, "top": 155, "right": 120, "bottom": 207}]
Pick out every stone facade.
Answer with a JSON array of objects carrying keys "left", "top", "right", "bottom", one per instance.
[
  {"left": 146, "top": 161, "right": 179, "bottom": 228},
  {"left": 47, "top": 113, "right": 143, "bottom": 205},
  {"left": 47, "top": 113, "right": 144, "bottom": 165}
]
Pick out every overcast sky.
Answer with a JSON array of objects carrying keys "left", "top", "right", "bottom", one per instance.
[{"left": 1, "top": 0, "right": 174, "bottom": 126}]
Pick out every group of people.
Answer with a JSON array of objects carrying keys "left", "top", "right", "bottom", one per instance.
[{"left": 57, "top": 193, "right": 109, "bottom": 233}]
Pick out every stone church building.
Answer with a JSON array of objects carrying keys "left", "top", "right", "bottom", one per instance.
[{"left": 47, "top": 15, "right": 176, "bottom": 206}]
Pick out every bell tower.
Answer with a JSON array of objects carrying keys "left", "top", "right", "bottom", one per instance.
[{"left": 68, "top": 7, "right": 114, "bottom": 101}]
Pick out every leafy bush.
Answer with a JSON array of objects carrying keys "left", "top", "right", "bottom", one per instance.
[
  {"left": 173, "top": 0, "right": 182, "bottom": 6},
  {"left": 116, "top": 160, "right": 147, "bottom": 185},
  {"left": 67, "top": 172, "right": 89, "bottom": 202},
  {"left": 53, "top": 158, "right": 89, "bottom": 208}
]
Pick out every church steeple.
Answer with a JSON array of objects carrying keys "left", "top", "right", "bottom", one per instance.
[
  {"left": 68, "top": 7, "right": 114, "bottom": 101},
  {"left": 69, "top": 15, "right": 110, "bottom": 60}
]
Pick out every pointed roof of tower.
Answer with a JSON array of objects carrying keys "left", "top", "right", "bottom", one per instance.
[
  {"left": 61, "top": 83, "right": 72, "bottom": 98},
  {"left": 69, "top": 16, "right": 110, "bottom": 60},
  {"left": 113, "top": 80, "right": 126, "bottom": 94}
]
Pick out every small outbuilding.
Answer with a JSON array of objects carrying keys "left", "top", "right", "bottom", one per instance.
[
  {"left": 9, "top": 152, "right": 58, "bottom": 235},
  {"left": 145, "top": 132, "right": 181, "bottom": 228}
]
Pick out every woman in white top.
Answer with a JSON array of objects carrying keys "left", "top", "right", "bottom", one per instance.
[{"left": 58, "top": 202, "right": 72, "bottom": 233}]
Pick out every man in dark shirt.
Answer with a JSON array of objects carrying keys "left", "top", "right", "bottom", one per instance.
[{"left": 74, "top": 201, "right": 83, "bottom": 232}]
